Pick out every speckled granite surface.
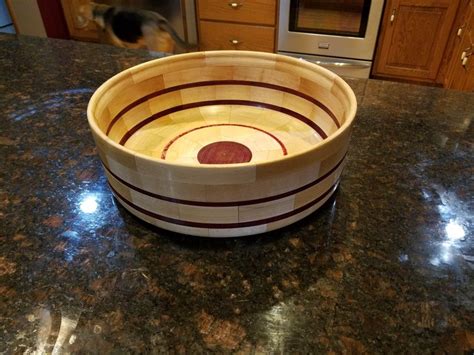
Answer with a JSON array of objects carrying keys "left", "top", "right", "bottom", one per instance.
[{"left": 0, "top": 34, "right": 473, "bottom": 354}]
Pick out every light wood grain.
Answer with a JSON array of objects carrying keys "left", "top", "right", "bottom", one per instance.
[{"left": 87, "top": 51, "right": 357, "bottom": 237}]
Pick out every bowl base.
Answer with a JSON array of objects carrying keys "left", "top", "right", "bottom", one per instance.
[{"left": 112, "top": 180, "right": 338, "bottom": 237}]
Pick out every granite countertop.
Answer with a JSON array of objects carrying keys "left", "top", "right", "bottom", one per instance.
[{"left": 0, "top": 34, "right": 473, "bottom": 354}]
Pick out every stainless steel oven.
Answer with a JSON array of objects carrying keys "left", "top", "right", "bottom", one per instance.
[{"left": 278, "top": 0, "right": 385, "bottom": 78}]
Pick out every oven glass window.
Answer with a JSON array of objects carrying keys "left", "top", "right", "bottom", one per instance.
[{"left": 289, "top": 0, "right": 372, "bottom": 37}]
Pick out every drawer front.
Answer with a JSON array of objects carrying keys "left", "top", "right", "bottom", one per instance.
[
  {"left": 198, "top": 0, "right": 276, "bottom": 26},
  {"left": 199, "top": 21, "right": 275, "bottom": 52}
]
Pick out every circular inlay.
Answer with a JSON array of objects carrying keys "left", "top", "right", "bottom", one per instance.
[
  {"left": 158, "top": 123, "right": 288, "bottom": 163},
  {"left": 197, "top": 141, "right": 252, "bottom": 164}
]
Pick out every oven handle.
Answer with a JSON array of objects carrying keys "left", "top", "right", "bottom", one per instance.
[{"left": 302, "top": 59, "right": 371, "bottom": 69}]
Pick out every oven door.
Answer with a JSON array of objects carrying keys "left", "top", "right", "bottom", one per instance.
[
  {"left": 279, "top": 51, "right": 372, "bottom": 78},
  {"left": 278, "top": 0, "right": 384, "bottom": 60}
]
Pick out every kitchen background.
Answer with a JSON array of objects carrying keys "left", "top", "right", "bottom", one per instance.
[
  {"left": 2, "top": 0, "right": 473, "bottom": 90},
  {"left": 0, "top": 0, "right": 15, "bottom": 34}
]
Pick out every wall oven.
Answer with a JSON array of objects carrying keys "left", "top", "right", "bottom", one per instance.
[{"left": 278, "top": 0, "right": 385, "bottom": 78}]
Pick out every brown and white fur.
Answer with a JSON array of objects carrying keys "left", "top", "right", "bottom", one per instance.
[{"left": 81, "top": 2, "right": 194, "bottom": 53}]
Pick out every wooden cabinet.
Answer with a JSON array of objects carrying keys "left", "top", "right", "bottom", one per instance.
[
  {"left": 443, "top": 0, "right": 474, "bottom": 90},
  {"left": 373, "top": 0, "right": 460, "bottom": 82},
  {"left": 61, "top": 0, "right": 100, "bottom": 42},
  {"left": 196, "top": 0, "right": 277, "bottom": 52},
  {"left": 199, "top": 21, "right": 275, "bottom": 52},
  {"left": 198, "top": 0, "right": 276, "bottom": 25}
]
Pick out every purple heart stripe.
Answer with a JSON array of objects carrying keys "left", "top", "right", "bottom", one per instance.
[
  {"left": 102, "top": 152, "right": 345, "bottom": 230},
  {"left": 103, "top": 80, "right": 339, "bottom": 145},
  {"left": 102, "top": 152, "right": 346, "bottom": 207},
  {"left": 108, "top": 179, "right": 340, "bottom": 230}
]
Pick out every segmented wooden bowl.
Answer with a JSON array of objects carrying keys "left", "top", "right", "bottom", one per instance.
[{"left": 87, "top": 51, "right": 357, "bottom": 237}]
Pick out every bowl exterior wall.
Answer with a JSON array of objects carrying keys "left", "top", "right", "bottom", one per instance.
[
  {"left": 88, "top": 51, "right": 357, "bottom": 237},
  {"left": 92, "top": 125, "right": 352, "bottom": 237}
]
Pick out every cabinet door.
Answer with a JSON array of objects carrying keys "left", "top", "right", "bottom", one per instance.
[
  {"left": 373, "top": 0, "right": 460, "bottom": 81},
  {"left": 444, "top": 2, "right": 474, "bottom": 90},
  {"left": 437, "top": 0, "right": 471, "bottom": 85},
  {"left": 445, "top": 35, "right": 471, "bottom": 90},
  {"left": 61, "top": 0, "right": 99, "bottom": 41}
]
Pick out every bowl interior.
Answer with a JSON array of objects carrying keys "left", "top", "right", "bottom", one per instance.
[{"left": 89, "top": 51, "right": 355, "bottom": 166}]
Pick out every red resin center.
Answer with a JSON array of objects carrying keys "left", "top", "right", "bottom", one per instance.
[{"left": 197, "top": 141, "right": 252, "bottom": 164}]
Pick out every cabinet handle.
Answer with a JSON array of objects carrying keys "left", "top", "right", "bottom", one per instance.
[
  {"left": 228, "top": 2, "right": 243, "bottom": 9},
  {"left": 462, "top": 56, "right": 469, "bottom": 67},
  {"left": 462, "top": 46, "right": 473, "bottom": 61},
  {"left": 390, "top": 9, "right": 396, "bottom": 23},
  {"left": 457, "top": 23, "right": 468, "bottom": 37},
  {"left": 229, "top": 39, "right": 241, "bottom": 45}
]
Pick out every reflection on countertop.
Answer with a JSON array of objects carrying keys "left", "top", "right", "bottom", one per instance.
[{"left": 0, "top": 34, "right": 473, "bottom": 353}]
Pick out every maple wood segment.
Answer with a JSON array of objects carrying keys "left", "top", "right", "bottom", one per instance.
[{"left": 87, "top": 51, "right": 357, "bottom": 237}]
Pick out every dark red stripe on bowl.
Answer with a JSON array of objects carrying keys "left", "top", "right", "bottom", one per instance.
[
  {"left": 109, "top": 180, "right": 339, "bottom": 229},
  {"left": 119, "top": 99, "right": 328, "bottom": 146},
  {"left": 161, "top": 123, "right": 288, "bottom": 160},
  {"left": 102, "top": 152, "right": 346, "bottom": 207},
  {"left": 105, "top": 80, "right": 340, "bottom": 135}
]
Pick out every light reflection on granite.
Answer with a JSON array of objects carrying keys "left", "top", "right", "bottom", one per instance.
[{"left": 0, "top": 34, "right": 473, "bottom": 353}]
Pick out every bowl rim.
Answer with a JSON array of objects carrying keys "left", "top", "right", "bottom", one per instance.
[{"left": 87, "top": 50, "right": 357, "bottom": 170}]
